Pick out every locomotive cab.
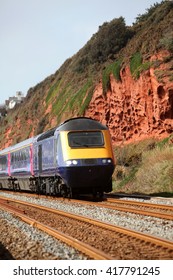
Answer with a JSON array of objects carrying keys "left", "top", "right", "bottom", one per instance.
[{"left": 57, "top": 118, "right": 115, "bottom": 198}]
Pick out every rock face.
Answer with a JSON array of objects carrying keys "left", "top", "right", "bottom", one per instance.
[
  {"left": 85, "top": 52, "right": 173, "bottom": 144},
  {"left": 1, "top": 51, "right": 173, "bottom": 149}
]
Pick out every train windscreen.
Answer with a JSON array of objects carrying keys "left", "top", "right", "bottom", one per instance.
[{"left": 68, "top": 131, "right": 104, "bottom": 148}]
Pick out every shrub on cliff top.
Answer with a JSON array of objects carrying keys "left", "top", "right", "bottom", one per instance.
[{"left": 74, "top": 17, "right": 134, "bottom": 73}]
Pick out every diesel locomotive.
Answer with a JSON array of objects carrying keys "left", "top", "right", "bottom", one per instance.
[{"left": 0, "top": 117, "right": 115, "bottom": 198}]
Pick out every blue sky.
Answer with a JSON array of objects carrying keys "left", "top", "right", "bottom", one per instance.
[{"left": 0, "top": 0, "right": 163, "bottom": 104}]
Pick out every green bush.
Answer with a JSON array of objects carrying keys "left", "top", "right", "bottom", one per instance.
[
  {"left": 135, "top": 2, "right": 161, "bottom": 24},
  {"left": 74, "top": 17, "right": 134, "bottom": 73}
]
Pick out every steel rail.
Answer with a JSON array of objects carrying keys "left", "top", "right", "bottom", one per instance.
[
  {"left": 0, "top": 201, "right": 112, "bottom": 260},
  {"left": 1, "top": 190, "right": 173, "bottom": 212},
  {"left": 98, "top": 202, "right": 173, "bottom": 220},
  {"left": 0, "top": 198, "right": 25, "bottom": 215},
  {"left": 61, "top": 198, "right": 173, "bottom": 220},
  {"left": 0, "top": 191, "right": 172, "bottom": 219},
  {"left": 0, "top": 195, "right": 173, "bottom": 251},
  {"left": 106, "top": 198, "right": 173, "bottom": 210}
]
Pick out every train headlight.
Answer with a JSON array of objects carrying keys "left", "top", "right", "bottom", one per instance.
[
  {"left": 66, "top": 160, "right": 78, "bottom": 166},
  {"left": 101, "top": 158, "right": 112, "bottom": 164}
]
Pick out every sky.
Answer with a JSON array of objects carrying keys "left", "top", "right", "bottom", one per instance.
[{"left": 0, "top": 0, "right": 163, "bottom": 105}]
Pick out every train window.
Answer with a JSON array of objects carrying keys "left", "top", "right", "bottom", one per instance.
[
  {"left": 0, "top": 155, "right": 7, "bottom": 171},
  {"left": 42, "top": 139, "right": 54, "bottom": 169},
  {"left": 10, "top": 147, "right": 31, "bottom": 169},
  {"left": 68, "top": 131, "right": 104, "bottom": 147},
  {"left": 11, "top": 153, "right": 14, "bottom": 163}
]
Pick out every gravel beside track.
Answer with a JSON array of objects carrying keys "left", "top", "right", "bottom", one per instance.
[
  {"left": 118, "top": 196, "right": 173, "bottom": 206},
  {"left": 0, "top": 192, "right": 173, "bottom": 242},
  {"left": 0, "top": 210, "right": 87, "bottom": 260}
]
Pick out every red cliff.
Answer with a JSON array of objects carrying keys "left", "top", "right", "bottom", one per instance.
[{"left": 85, "top": 51, "right": 173, "bottom": 144}]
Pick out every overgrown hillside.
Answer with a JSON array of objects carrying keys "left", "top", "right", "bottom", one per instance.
[
  {"left": 0, "top": 1, "right": 173, "bottom": 195},
  {"left": 0, "top": 0, "right": 173, "bottom": 149}
]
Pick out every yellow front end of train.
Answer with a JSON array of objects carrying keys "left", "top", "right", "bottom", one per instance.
[
  {"left": 58, "top": 126, "right": 115, "bottom": 196},
  {"left": 60, "top": 130, "right": 114, "bottom": 161}
]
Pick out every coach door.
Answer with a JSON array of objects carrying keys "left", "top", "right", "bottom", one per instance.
[{"left": 38, "top": 144, "right": 42, "bottom": 173}]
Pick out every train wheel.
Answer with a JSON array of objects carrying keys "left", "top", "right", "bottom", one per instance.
[
  {"left": 57, "top": 177, "right": 72, "bottom": 198},
  {"left": 61, "top": 185, "right": 72, "bottom": 198},
  {"left": 93, "top": 188, "right": 104, "bottom": 201},
  {"left": 92, "top": 188, "right": 97, "bottom": 201},
  {"left": 67, "top": 186, "right": 72, "bottom": 198},
  {"left": 14, "top": 182, "right": 20, "bottom": 191},
  {"left": 36, "top": 177, "right": 42, "bottom": 194},
  {"left": 99, "top": 191, "right": 104, "bottom": 200}
]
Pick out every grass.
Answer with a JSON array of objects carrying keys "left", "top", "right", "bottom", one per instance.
[
  {"left": 135, "top": 145, "right": 173, "bottom": 192},
  {"left": 130, "top": 52, "right": 142, "bottom": 79},
  {"left": 52, "top": 83, "right": 72, "bottom": 120},
  {"left": 51, "top": 79, "right": 93, "bottom": 122},
  {"left": 102, "top": 59, "right": 122, "bottom": 94},
  {"left": 46, "top": 79, "right": 62, "bottom": 105},
  {"left": 79, "top": 83, "right": 95, "bottom": 115},
  {"left": 112, "top": 136, "right": 173, "bottom": 196},
  {"left": 68, "top": 79, "right": 92, "bottom": 112},
  {"left": 129, "top": 53, "right": 152, "bottom": 79}
]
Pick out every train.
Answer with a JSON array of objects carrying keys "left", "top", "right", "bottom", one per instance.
[{"left": 0, "top": 117, "right": 115, "bottom": 198}]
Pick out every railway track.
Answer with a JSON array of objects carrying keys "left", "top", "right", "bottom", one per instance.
[
  {"left": 38, "top": 195, "right": 173, "bottom": 220},
  {"left": 0, "top": 197, "right": 111, "bottom": 260},
  {"left": 0, "top": 195, "right": 173, "bottom": 259},
  {"left": 79, "top": 198, "right": 173, "bottom": 220},
  {"left": 1, "top": 190, "right": 173, "bottom": 220}
]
